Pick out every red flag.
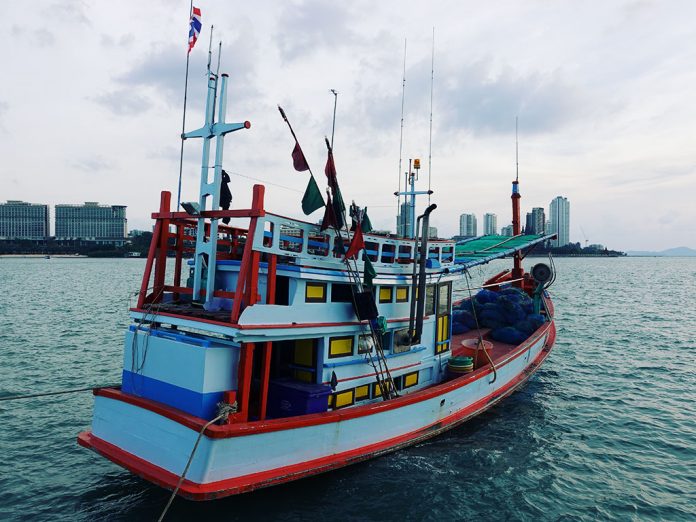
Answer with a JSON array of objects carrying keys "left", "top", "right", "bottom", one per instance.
[
  {"left": 292, "top": 141, "right": 309, "bottom": 172},
  {"left": 324, "top": 147, "right": 337, "bottom": 183},
  {"left": 345, "top": 223, "right": 365, "bottom": 259}
]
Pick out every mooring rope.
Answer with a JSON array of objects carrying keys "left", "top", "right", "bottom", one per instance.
[
  {"left": 0, "top": 384, "right": 120, "bottom": 402},
  {"left": 157, "top": 401, "right": 237, "bottom": 522}
]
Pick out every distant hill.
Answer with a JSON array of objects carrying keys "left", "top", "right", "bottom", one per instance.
[{"left": 627, "top": 246, "right": 696, "bottom": 257}]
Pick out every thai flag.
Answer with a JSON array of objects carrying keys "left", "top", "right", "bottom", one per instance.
[{"left": 188, "top": 6, "right": 202, "bottom": 54}]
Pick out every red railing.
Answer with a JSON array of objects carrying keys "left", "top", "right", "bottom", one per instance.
[{"left": 136, "top": 185, "right": 271, "bottom": 324}]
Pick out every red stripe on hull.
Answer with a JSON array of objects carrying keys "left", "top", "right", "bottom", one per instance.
[{"left": 78, "top": 323, "right": 555, "bottom": 500}]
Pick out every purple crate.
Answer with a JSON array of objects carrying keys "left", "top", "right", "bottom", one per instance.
[{"left": 267, "top": 378, "right": 332, "bottom": 419}]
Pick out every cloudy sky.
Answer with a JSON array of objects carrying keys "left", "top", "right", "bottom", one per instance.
[{"left": 2, "top": 1, "right": 695, "bottom": 250}]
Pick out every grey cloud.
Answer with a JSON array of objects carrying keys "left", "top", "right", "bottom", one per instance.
[
  {"left": 71, "top": 156, "right": 112, "bottom": 173},
  {"left": 93, "top": 89, "right": 152, "bottom": 116},
  {"left": 0, "top": 100, "right": 8, "bottom": 133},
  {"left": 101, "top": 33, "right": 133, "bottom": 48},
  {"left": 44, "top": 2, "right": 90, "bottom": 26},
  {"left": 438, "top": 61, "right": 583, "bottom": 135},
  {"left": 35, "top": 29, "right": 56, "bottom": 47},
  {"left": 275, "top": 0, "right": 356, "bottom": 60}
]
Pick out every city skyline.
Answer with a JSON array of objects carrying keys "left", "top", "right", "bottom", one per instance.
[{"left": 2, "top": 2, "right": 695, "bottom": 251}]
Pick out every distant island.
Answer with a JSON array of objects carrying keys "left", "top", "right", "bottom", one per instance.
[
  {"left": 527, "top": 242, "right": 625, "bottom": 257},
  {"left": 626, "top": 246, "right": 696, "bottom": 257}
]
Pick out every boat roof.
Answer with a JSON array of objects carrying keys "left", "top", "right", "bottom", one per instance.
[{"left": 453, "top": 233, "right": 554, "bottom": 269}]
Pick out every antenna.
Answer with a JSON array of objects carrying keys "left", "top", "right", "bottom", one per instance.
[
  {"left": 427, "top": 27, "right": 435, "bottom": 205},
  {"left": 206, "top": 25, "right": 214, "bottom": 74},
  {"left": 515, "top": 116, "right": 519, "bottom": 182},
  {"left": 216, "top": 41, "right": 222, "bottom": 77},
  {"left": 397, "top": 38, "right": 407, "bottom": 232},
  {"left": 330, "top": 89, "right": 338, "bottom": 149}
]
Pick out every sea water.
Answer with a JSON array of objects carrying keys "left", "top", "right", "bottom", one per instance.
[{"left": 0, "top": 257, "right": 694, "bottom": 521}]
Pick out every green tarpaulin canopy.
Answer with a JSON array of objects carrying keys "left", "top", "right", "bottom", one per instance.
[{"left": 453, "top": 234, "right": 555, "bottom": 269}]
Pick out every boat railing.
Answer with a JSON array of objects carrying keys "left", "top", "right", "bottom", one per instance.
[
  {"left": 135, "top": 186, "right": 270, "bottom": 324},
  {"left": 253, "top": 212, "right": 456, "bottom": 269},
  {"left": 135, "top": 185, "right": 456, "bottom": 325}
]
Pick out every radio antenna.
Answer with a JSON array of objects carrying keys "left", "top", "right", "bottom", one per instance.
[
  {"left": 427, "top": 27, "right": 435, "bottom": 205},
  {"left": 396, "top": 38, "right": 407, "bottom": 230},
  {"left": 515, "top": 116, "right": 519, "bottom": 182},
  {"left": 216, "top": 41, "right": 222, "bottom": 76},
  {"left": 206, "top": 25, "right": 214, "bottom": 74}
]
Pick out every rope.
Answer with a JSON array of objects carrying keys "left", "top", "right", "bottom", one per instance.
[
  {"left": 158, "top": 401, "right": 237, "bottom": 522},
  {"left": 0, "top": 384, "right": 120, "bottom": 402},
  {"left": 463, "top": 269, "right": 497, "bottom": 384}
]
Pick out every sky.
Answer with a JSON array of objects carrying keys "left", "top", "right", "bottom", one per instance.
[{"left": 2, "top": 0, "right": 695, "bottom": 251}]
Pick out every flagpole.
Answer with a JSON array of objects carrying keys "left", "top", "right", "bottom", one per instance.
[
  {"left": 330, "top": 89, "right": 338, "bottom": 149},
  {"left": 176, "top": 0, "right": 194, "bottom": 210}
]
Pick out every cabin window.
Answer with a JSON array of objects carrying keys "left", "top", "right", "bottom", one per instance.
[
  {"left": 263, "top": 221, "right": 274, "bottom": 248},
  {"left": 328, "top": 336, "right": 354, "bottom": 358},
  {"left": 392, "top": 375, "right": 404, "bottom": 391},
  {"left": 379, "top": 286, "right": 393, "bottom": 303},
  {"left": 279, "top": 224, "right": 304, "bottom": 253},
  {"left": 441, "top": 245, "right": 454, "bottom": 263},
  {"left": 398, "top": 244, "right": 412, "bottom": 263},
  {"left": 396, "top": 286, "right": 409, "bottom": 303},
  {"left": 437, "top": 282, "right": 451, "bottom": 315},
  {"left": 305, "top": 282, "right": 327, "bottom": 303},
  {"left": 358, "top": 334, "right": 374, "bottom": 354},
  {"left": 331, "top": 389, "right": 355, "bottom": 409},
  {"left": 428, "top": 246, "right": 440, "bottom": 261},
  {"left": 372, "top": 380, "right": 395, "bottom": 399},
  {"left": 355, "top": 385, "right": 370, "bottom": 401},
  {"left": 425, "top": 285, "right": 436, "bottom": 316},
  {"left": 292, "top": 339, "right": 318, "bottom": 383},
  {"left": 403, "top": 371, "right": 419, "bottom": 389},
  {"left": 363, "top": 241, "right": 379, "bottom": 262},
  {"left": 307, "top": 233, "right": 330, "bottom": 256},
  {"left": 331, "top": 283, "right": 354, "bottom": 303},
  {"left": 393, "top": 328, "right": 411, "bottom": 353},
  {"left": 381, "top": 244, "right": 396, "bottom": 263},
  {"left": 331, "top": 236, "right": 347, "bottom": 258}
]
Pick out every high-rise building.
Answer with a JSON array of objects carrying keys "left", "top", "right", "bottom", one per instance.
[
  {"left": 483, "top": 213, "right": 497, "bottom": 235},
  {"left": 55, "top": 202, "right": 128, "bottom": 245},
  {"left": 548, "top": 196, "right": 570, "bottom": 247},
  {"left": 0, "top": 200, "right": 50, "bottom": 240},
  {"left": 396, "top": 201, "right": 411, "bottom": 237},
  {"left": 428, "top": 226, "right": 438, "bottom": 238},
  {"left": 525, "top": 207, "right": 546, "bottom": 235},
  {"left": 500, "top": 224, "right": 514, "bottom": 237},
  {"left": 459, "top": 213, "right": 477, "bottom": 237}
]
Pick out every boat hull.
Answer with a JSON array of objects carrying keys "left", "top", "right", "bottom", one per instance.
[{"left": 78, "top": 321, "right": 555, "bottom": 500}]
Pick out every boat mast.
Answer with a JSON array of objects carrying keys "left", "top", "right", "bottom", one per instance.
[
  {"left": 181, "top": 39, "right": 250, "bottom": 303},
  {"left": 511, "top": 116, "right": 523, "bottom": 286}
]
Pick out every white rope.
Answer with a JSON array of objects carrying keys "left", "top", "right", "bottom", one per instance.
[{"left": 158, "top": 401, "right": 237, "bottom": 521}]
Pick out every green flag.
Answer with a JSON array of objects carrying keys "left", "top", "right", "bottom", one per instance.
[
  {"left": 362, "top": 207, "right": 373, "bottom": 233},
  {"left": 364, "top": 256, "right": 377, "bottom": 288},
  {"left": 302, "top": 176, "right": 325, "bottom": 215}
]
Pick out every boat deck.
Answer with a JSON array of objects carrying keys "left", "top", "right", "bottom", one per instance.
[{"left": 451, "top": 328, "right": 518, "bottom": 369}]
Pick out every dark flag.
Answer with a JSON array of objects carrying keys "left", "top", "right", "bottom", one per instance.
[
  {"left": 320, "top": 192, "right": 338, "bottom": 231},
  {"left": 364, "top": 256, "right": 377, "bottom": 288},
  {"left": 324, "top": 138, "right": 345, "bottom": 228},
  {"left": 362, "top": 207, "right": 373, "bottom": 233},
  {"left": 220, "top": 169, "right": 233, "bottom": 224},
  {"left": 345, "top": 222, "right": 365, "bottom": 260},
  {"left": 301, "top": 175, "right": 324, "bottom": 215},
  {"left": 292, "top": 141, "right": 310, "bottom": 172}
]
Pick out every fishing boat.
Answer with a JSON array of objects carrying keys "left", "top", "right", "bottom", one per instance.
[{"left": 78, "top": 67, "right": 557, "bottom": 501}]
